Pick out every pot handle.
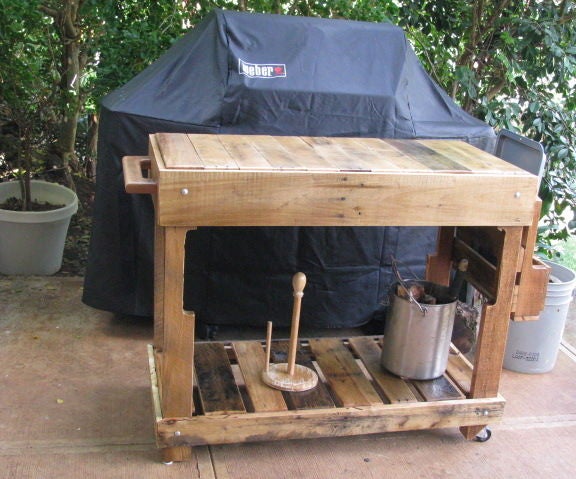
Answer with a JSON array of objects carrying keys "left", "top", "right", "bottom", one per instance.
[{"left": 122, "top": 156, "right": 157, "bottom": 194}]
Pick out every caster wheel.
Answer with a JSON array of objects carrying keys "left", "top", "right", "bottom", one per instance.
[{"left": 474, "top": 427, "right": 492, "bottom": 442}]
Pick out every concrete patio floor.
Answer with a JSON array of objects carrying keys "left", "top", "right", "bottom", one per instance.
[{"left": 1, "top": 275, "right": 575, "bottom": 478}]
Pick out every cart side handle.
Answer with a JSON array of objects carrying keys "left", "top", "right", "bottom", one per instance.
[{"left": 122, "top": 156, "right": 157, "bottom": 194}]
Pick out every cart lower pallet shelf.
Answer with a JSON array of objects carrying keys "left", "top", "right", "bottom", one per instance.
[{"left": 148, "top": 337, "right": 504, "bottom": 453}]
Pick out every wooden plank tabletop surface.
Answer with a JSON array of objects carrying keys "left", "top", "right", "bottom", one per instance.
[
  {"left": 147, "top": 133, "right": 539, "bottom": 227},
  {"left": 153, "top": 133, "right": 528, "bottom": 176}
]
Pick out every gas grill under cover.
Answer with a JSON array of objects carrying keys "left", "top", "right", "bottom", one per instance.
[{"left": 83, "top": 9, "right": 495, "bottom": 328}]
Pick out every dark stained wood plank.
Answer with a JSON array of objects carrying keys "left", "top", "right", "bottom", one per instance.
[
  {"left": 271, "top": 341, "right": 336, "bottom": 410},
  {"left": 411, "top": 375, "right": 465, "bottom": 401},
  {"left": 194, "top": 342, "right": 246, "bottom": 415}
]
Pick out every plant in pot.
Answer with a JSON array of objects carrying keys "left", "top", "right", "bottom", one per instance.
[{"left": 0, "top": 6, "right": 78, "bottom": 276}]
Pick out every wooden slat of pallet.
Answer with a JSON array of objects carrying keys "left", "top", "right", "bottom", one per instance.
[
  {"left": 457, "top": 226, "right": 505, "bottom": 262},
  {"left": 300, "top": 137, "right": 373, "bottom": 171},
  {"left": 333, "top": 137, "right": 406, "bottom": 171},
  {"left": 271, "top": 341, "right": 336, "bottom": 410},
  {"left": 186, "top": 134, "right": 240, "bottom": 169},
  {"left": 194, "top": 342, "right": 246, "bottom": 416},
  {"left": 232, "top": 341, "right": 288, "bottom": 412},
  {"left": 274, "top": 137, "right": 336, "bottom": 171},
  {"left": 446, "top": 346, "right": 473, "bottom": 395},
  {"left": 424, "top": 139, "right": 523, "bottom": 173},
  {"left": 385, "top": 139, "right": 470, "bottom": 171},
  {"left": 453, "top": 236, "right": 497, "bottom": 300},
  {"left": 148, "top": 345, "right": 163, "bottom": 422},
  {"left": 251, "top": 135, "right": 308, "bottom": 170},
  {"left": 156, "top": 396, "right": 506, "bottom": 448},
  {"left": 217, "top": 135, "right": 272, "bottom": 170},
  {"left": 155, "top": 133, "right": 199, "bottom": 169},
  {"left": 411, "top": 375, "right": 466, "bottom": 401},
  {"left": 348, "top": 337, "right": 418, "bottom": 403},
  {"left": 308, "top": 338, "right": 383, "bottom": 407},
  {"left": 353, "top": 137, "right": 433, "bottom": 171}
]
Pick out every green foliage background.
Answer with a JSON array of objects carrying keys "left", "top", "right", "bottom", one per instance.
[{"left": 1, "top": 0, "right": 575, "bottom": 252}]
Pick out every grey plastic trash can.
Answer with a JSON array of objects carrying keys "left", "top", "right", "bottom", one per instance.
[{"left": 503, "top": 260, "right": 576, "bottom": 373}]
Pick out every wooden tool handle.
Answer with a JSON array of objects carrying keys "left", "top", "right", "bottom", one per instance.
[{"left": 122, "top": 156, "right": 157, "bottom": 194}]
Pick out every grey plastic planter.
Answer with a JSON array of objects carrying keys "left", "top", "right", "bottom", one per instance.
[{"left": 0, "top": 180, "right": 78, "bottom": 275}]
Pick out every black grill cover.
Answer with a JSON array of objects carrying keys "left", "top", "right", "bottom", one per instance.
[{"left": 83, "top": 9, "right": 495, "bottom": 328}]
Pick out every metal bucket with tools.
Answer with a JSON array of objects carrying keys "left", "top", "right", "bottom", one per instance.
[{"left": 381, "top": 279, "right": 458, "bottom": 380}]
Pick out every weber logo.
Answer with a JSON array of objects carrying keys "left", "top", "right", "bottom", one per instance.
[{"left": 239, "top": 59, "right": 286, "bottom": 78}]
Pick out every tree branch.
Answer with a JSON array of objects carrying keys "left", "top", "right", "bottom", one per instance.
[
  {"left": 452, "top": 0, "right": 513, "bottom": 99},
  {"left": 38, "top": 4, "right": 58, "bottom": 18}
]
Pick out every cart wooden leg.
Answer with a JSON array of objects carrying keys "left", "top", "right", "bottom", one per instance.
[
  {"left": 155, "top": 226, "right": 196, "bottom": 460},
  {"left": 460, "top": 226, "right": 523, "bottom": 440},
  {"left": 153, "top": 222, "right": 166, "bottom": 350},
  {"left": 426, "top": 226, "right": 456, "bottom": 285},
  {"left": 161, "top": 445, "right": 193, "bottom": 464}
]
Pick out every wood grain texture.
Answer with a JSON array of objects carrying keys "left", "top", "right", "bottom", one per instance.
[
  {"left": 150, "top": 134, "right": 538, "bottom": 227},
  {"left": 233, "top": 341, "right": 288, "bottom": 412},
  {"left": 272, "top": 341, "right": 335, "bottom": 410},
  {"left": 156, "top": 396, "right": 505, "bottom": 447},
  {"left": 157, "top": 135, "right": 526, "bottom": 174},
  {"left": 411, "top": 376, "right": 465, "bottom": 401},
  {"left": 139, "top": 134, "right": 542, "bottom": 456},
  {"left": 195, "top": 342, "right": 246, "bottom": 415},
  {"left": 446, "top": 345, "right": 474, "bottom": 395},
  {"left": 159, "top": 227, "right": 195, "bottom": 419},
  {"left": 460, "top": 226, "right": 524, "bottom": 439},
  {"left": 308, "top": 338, "right": 383, "bottom": 407},
  {"left": 513, "top": 202, "right": 550, "bottom": 318},
  {"left": 348, "top": 336, "right": 418, "bottom": 403}
]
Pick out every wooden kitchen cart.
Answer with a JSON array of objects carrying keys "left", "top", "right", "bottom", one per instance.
[{"left": 123, "top": 134, "right": 548, "bottom": 462}]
